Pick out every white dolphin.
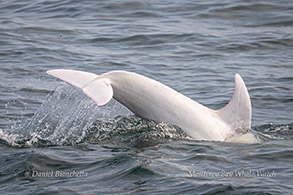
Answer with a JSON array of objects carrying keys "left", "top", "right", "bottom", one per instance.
[{"left": 46, "top": 69, "right": 258, "bottom": 142}]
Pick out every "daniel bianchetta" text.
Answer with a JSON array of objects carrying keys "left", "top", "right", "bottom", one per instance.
[{"left": 31, "top": 170, "right": 88, "bottom": 178}]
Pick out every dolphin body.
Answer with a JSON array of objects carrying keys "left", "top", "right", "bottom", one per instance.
[{"left": 47, "top": 69, "right": 257, "bottom": 142}]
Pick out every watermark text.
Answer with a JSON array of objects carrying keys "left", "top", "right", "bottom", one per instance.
[
  {"left": 188, "top": 170, "right": 277, "bottom": 178},
  {"left": 26, "top": 170, "right": 88, "bottom": 178}
]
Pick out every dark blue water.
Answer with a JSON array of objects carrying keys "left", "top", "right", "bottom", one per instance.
[{"left": 0, "top": 0, "right": 292, "bottom": 194}]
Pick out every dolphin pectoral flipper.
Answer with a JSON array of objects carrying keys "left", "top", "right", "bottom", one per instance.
[
  {"left": 47, "top": 69, "right": 113, "bottom": 106},
  {"left": 217, "top": 74, "right": 251, "bottom": 130}
]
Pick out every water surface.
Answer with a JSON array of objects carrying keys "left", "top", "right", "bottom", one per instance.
[{"left": 0, "top": 0, "right": 292, "bottom": 194}]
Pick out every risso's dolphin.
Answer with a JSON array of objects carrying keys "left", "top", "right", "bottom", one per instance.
[{"left": 47, "top": 69, "right": 258, "bottom": 143}]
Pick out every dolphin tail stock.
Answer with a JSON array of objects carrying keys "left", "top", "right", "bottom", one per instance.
[
  {"left": 216, "top": 74, "right": 252, "bottom": 131},
  {"left": 46, "top": 69, "right": 113, "bottom": 106}
]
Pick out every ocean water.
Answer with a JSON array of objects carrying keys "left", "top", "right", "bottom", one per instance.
[{"left": 0, "top": 0, "right": 292, "bottom": 194}]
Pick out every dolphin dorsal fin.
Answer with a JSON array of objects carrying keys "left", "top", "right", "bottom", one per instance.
[{"left": 217, "top": 74, "right": 251, "bottom": 130}]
